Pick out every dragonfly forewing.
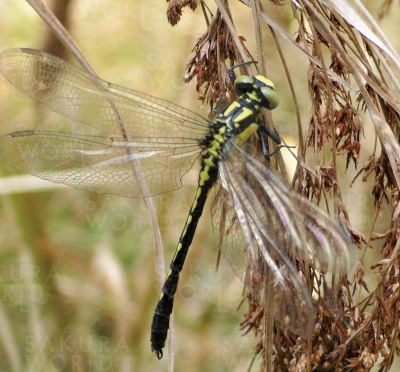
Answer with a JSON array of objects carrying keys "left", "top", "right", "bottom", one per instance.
[{"left": 0, "top": 48, "right": 208, "bottom": 138}]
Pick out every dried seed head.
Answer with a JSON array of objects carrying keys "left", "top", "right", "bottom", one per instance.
[
  {"left": 184, "top": 12, "right": 247, "bottom": 112},
  {"left": 167, "top": 0, "right": 199, "bottom": 26}
]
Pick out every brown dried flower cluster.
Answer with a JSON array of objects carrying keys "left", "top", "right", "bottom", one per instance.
[
  {"left": 306, "top": 50, "right": 362, "bottom": 170},
  {"left": 166, "top": 0, "right": 199, "bottom": 26},
  {"left": 184, "top": 11, "right": 247, "bottom": 112}
]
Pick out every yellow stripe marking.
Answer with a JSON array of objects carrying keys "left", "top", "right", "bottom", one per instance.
[
  {"left": 191, "top": 190, "right": 200, "bottom": 211},
  {"left": 207, "top": 148, "right": 219, "bottom": 158},
  {"left": 183, "top": 215, "right": 192, "bottom": 233},
  {"left": 222, "top": 101, "right": 240, "bottom": 116},
  {"left": 255, "top": 75, "right": 275, "bottom": 89},
  {"left": 234, "top": 107, "right": 253, "bottom": 123},
  {"left": 235, "top": 123, "right": 258, "bottom": 146}
]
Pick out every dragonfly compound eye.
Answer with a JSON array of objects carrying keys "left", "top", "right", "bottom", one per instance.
[
  {"left": 260, "top": 86, "right": 279, "bottom": 110},
  {"left": 234, "top": 75, "right": 253, "bottom": 96},
  {"left": 254, "top": 75, "right": 279, "bottom": 110}
]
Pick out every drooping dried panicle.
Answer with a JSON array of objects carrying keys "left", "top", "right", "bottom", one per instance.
[
  {"left": 335, "top": 105, "right": 362, "bottom": 169},
  {"left": 371, "top": 158, "right": 390, "bottom": 207},
  {"left": 239, "top": 293, "right": 264, "bottom": 334},
  {"left": 297, "top": 169, "right": 321, "bottom": 200},
  {"left": 379, "top": 189, "right": 398, "bottom": 260},
  {"left": 316, "top": 164, "right": 338, "bottom": 191},
  {"left": 305, "top": 52, "right": 359, "bottom": 164},
  {"left": 346, "top": 247, "right": 400, "bottom": 371},
  {"left": 351, "top": 154, "right": 390, "bottom": 208},
  {"left": 184, "top": 10, "right": 247, "bottom": 111},
  {"left": 356, "top": 83, "right": 379, "bottom": 112},
  {"left": 329, "top": 49, "right": 349, "bottom": 82},
  {"left": 166, "top": 0, "right": 199, "bottom": 26}
]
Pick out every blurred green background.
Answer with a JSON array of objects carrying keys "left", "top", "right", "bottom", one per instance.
[{"left": 0, "top": 1, "right": 399, "bottom": 371}]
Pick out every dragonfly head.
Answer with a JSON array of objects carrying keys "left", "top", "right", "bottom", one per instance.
[{"left": 233, "top": 75, "right": 279, "bottom": 111}]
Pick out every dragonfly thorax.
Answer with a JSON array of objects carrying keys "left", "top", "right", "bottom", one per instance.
[
  {"left": 200, "top": 94, "right": 263, "bottom": 160},
  {"left": 201, "top": 72, "right": 279, "bottom": 156}
]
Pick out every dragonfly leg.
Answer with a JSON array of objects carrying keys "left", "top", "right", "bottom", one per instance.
[{"left": 257, "top": 125, "right": 296, "bottom": 160}]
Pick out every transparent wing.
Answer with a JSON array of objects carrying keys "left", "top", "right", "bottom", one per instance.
[
  {"left": 0, "top": 48, "right": 209, "bottom": 197},
  {"left": 212, "top": 140, "right": 354, "bottom": 336},
  {"left": 0, "top": 48, "right": 209, "bottom": 137},
  {"left": 0, "top": 130, "right": 200, "bottom": 197},
  {"left": 211, "top": 181, "right": 249, "bottom": 279}
]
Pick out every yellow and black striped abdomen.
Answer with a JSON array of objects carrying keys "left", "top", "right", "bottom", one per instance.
[{"left": 150, "top": 152, "right": 219, "bottom": 357}]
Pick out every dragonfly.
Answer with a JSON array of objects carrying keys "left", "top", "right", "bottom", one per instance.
[{"left": 0, "top": 48, "right": 354, "bottom": 359}]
